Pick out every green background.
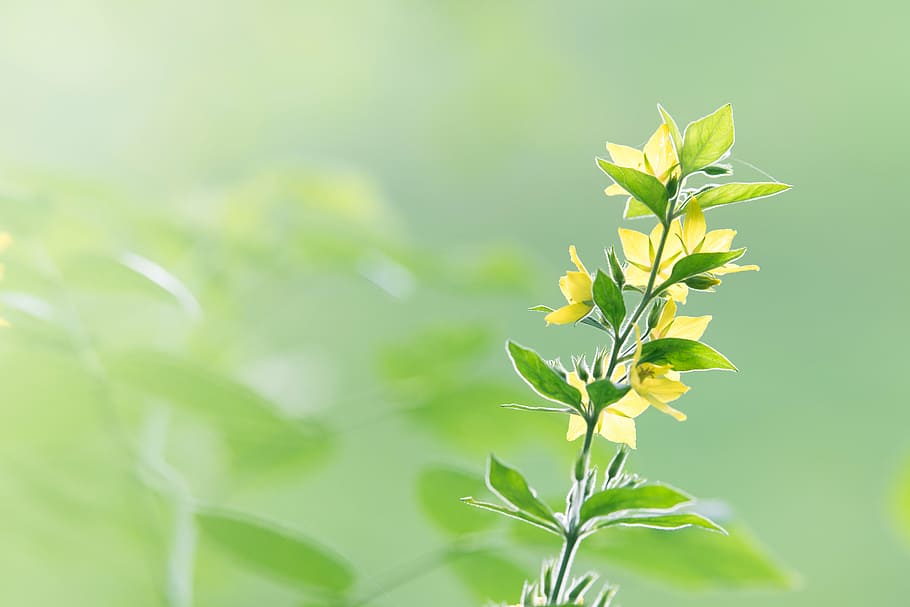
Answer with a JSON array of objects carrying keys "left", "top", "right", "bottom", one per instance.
[{"left": 0, "top": 1, "right": 908, "bottom": 605}]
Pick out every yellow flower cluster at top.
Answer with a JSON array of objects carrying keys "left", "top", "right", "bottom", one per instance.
[{"left": 542, "top": 122, "right": 758, "bottom": 449}]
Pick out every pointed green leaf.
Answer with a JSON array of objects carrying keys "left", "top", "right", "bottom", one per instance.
[
  {"left": 448, "top": 549, "right": 530, "bottom": 603},
  {"left": 657, "top": 103, "right": 683, "bottom": 154},
  {"left": 586, "top": 379, "right": 630, "bottom": 415},
  {"left": 506, "top": 341, "right": 582, "bottom": 411},
  {"left": 580, "top": 484, "right": 692, "bottom": 524},
  {"left": 501, "top": 403, "right": 574, "bottom": 413},
  {"left": 593, "top": 512, "right": 726, "bottom": 534},
  {"left": 639, "top": 338, "right": 736, "bottom": 371},
  {"left": 487, "top": 455, "right": 557, "bottom": 525},
  {"left": 592, "top": 270, "right": 625, "bottom": 329},
  {"left": 596, "top": 159, "right": 668, "bottom": 219},
  {"left": 529, "top": 304, "right": 555, "bottom": 312},
  {"left": 461, "top": 498, "right": 562, "bottom": 534},
  {"left": 680, "top": 104, "right": 734, "bottom": 174},
  {"left": 623, "top": 197, "right": 653, "bottom": 219},
  {"left": 660, "top": 249, "right": 745, "bottom": 290},
  {"left": 196, "top": 509, "right": 354, "bottom": 593},
  {"left": 695, "top": 182, "right": 791, "bottom": 210}
]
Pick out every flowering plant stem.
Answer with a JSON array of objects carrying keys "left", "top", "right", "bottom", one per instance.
[{"left": 548, "top": 183, "right": 678, "bottom": 605}]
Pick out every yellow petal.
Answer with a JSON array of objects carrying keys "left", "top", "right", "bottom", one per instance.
[
  {"left": 545, "top": 302, "right": 593, "bottom": 325},
  {"left": 664, "top": 314, "right": 712, "bottom": 341},
  {"left": 702, "top": 229, "right": 736, "bottom": 253},
  {"left": 642, "top": 124, "right": 677, "bottom": 180},
  {"left": 608, "top": 390, "right": 649, "bottom": 418},
  {"left": 644, "top": 394, "right": 688, "bottom": 421},
  {"left": 561, "top": 271, "right": 592, "bottom": 303},
  {"left": 682, "top": 198, "right": 706, "bottom": 253},
  {"left": 713, "top": 263, "right": 759, "bottom": 276},
  {"left": 618, "top": 228, "right": 650, "bottom": 267},
  {"left": 667, "top": 283, "right": 688, "bottom": 304},
  {"left": 641, "top": 376, "right": 690, "bottom": 403},
  {"left": 610, "top": 363, "right": 626, "bottom": 383},
  {"left": 606, "top": 143, "right": 644, "bottom": 169},
  {"left": 651, "top": 298, "right": 677, "bottom": 339},
  {"left": 598, "top": 410, "right": 637, "bottom": 448},
  {"left": 624, "top": 264, "right": 651, "bottom": 288},
  {"left": 566, "top": 414, "right": 587, "bottom": 441},
  {"left": 568, "top": 245, "right": 589, "bottom": 274},
  {"left": 604, "top": 183, "right": 629, "bottom": 196}
]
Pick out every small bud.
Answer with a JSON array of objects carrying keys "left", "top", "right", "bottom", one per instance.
[
  {"left": 604, "top": 445, "right": 629, "bottom": 488},
  {"left": 702, "top": 163, "right": 733, "bottom": 176},
  {"left": 567, "top": 572, "right": 598, "bottom": 602},
  {"left": 646, "top": 299, "right": 665, "bottom": 333},
  {"left": 573, "top": 355, "right": 590, "bottom": 382},
  {"left": 592, "top": 584, "right": 619, "bottom": 607},
  {"left": 665, "top": 173, "right": 680, "bottom": 198},
  {"left": 606, "top": 247, "right": 625, "bottom": 288},
  {"left": 591, "top": 347, "right": 606, "bottom": 380},
  {"left": 684, "top": 273, "right": 722, "bottom": 290}
]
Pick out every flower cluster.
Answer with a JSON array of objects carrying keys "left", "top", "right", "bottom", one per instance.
[{"left": 465, "top": 104, "right": 790, "bottom": 607}]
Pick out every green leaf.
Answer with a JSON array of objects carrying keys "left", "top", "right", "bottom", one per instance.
[
  {"left": 586, "top": 379, "right": 630, "bottom": 415},
  {"left": 657, "top": 103, "right": 683, "bottom": 154},
  {"left": 196, "top": 509, "right": 354, "bottom": 593},
  {"left": 593, "top": 512, "right": 726, "bottom": 534},
  {"left": 501, "top": 403, "right": 574, "bottom": 413},
  {"left": 680, "top": 104, "right": 734, "bottom": 174},
  {"left": 529, "top": 304, "right": 554, "bottom": 312},
  {"left": 487, "top": 455, "right": 558, "bottom": 525},
  {"left": 506, "top": 341, "right": 582, "bottom": 411},
  {"left": 580, "top": 484, "right": 692, "bottom": 524},
  {"left": 592, "top": 270, "right": 625, "bottom": 329},
  {"left": 695, "top": 182, "right": 792, "bottom": 210},
  {"left": 660, "top": 249, "right": 745, "bottom": 290},
  {"left": 596, "top": 159, "right": 668, "bottom": 219},
  {"left": 448, "top": 549, "right": 530, "bottom": 603},
  {"left": 417, "top": 467, "right": 497, "bottom": 535},
  {"left": 461, "top": 498, "right": 562, "bottom": 534},
  {"left": 623, "top": 197, "right": 653, "bottom": 219},
  {"left": 588, "top": 522, "right": 795, "bottom": 590},
  {"left": 639, "top": 338, "right": 736, "bottom": 371}
]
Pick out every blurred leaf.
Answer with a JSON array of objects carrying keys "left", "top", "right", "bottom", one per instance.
[
  {"left": 680, "top": 104, "right": 734, "bottom": 174},
  {"left": 589, "top": 522, "right": 794, "bottom": 590},
  {"left": 487, "top": 455, "right": 557, "bottom": 525},
  {"left": 696, "top": 182, "right": 792, "bottom": 210},
  {"left": 895, "top": 458, "right": 910, "bottom": 546},
  {"left": 417, "top": 467, "right": 497, "bottom": 536},
  {"left": 596, "top": 159, "right": 668, "bottom": 219},
  {"left": 448, "top": 549, "right": 528, "bottom": 603},
  {"left": 580, "top": 485, "right": 692, "bottom": 524},
  {"left": 592, "top": 512, "right": 725, "bottom": 534},
  {"left": 378, "top": 325, "right": 492, "bottom": 383},
  {"left": 196, "top": 509, "right": 354, "bottom": 593},
  {"left": 107, "top": 350, "right": 332, "bottom": 476},
  {"left": 507, "top": 341, "right": 582, "bottom": 411},
  {"left": 592, "top": 270, "right": 624, "bottom": 329},
  {"left": 661, "top": 249, "right": 745, "bottom": 289},
  {"left": 639, "top": 338, "right": 736, "bottom": 371}
]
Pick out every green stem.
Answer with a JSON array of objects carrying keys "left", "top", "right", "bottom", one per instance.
[{"left": 547, "top": 187, "right": 683, "bottom": 605}]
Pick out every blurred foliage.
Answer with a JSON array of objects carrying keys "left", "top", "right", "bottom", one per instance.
[{"left": 0, "top": 1, "right": 907, "bottom": 606}]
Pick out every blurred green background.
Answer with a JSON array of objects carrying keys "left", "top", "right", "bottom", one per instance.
[{"left": 0, "top": 1, "right": 908, "bottom": 605}]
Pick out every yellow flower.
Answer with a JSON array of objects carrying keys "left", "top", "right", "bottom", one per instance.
[
  {"left": 565, "top": 371, "right": 638, "bottom": 449},
  {"left": 617, "top": 222, "right": 689, "bottom": 303},
  {"left": 604, "top": 123, "right": 680, "bottom": 198},
  {"left": 605, "top": 327, "right": 690, "bottom": 424},
  {"left": 544, "top": 245, "right": 594, "bottom": 325},
  {"left": 650, "top": 299, "right": 711, "bottom": 341},
  {"left": 680, "top": 198, "right": 759, "bottom": 276}
]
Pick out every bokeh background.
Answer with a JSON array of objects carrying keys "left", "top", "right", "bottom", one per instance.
[{"left": 1, "top": 1, "right": 909, "bottom": 605}]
